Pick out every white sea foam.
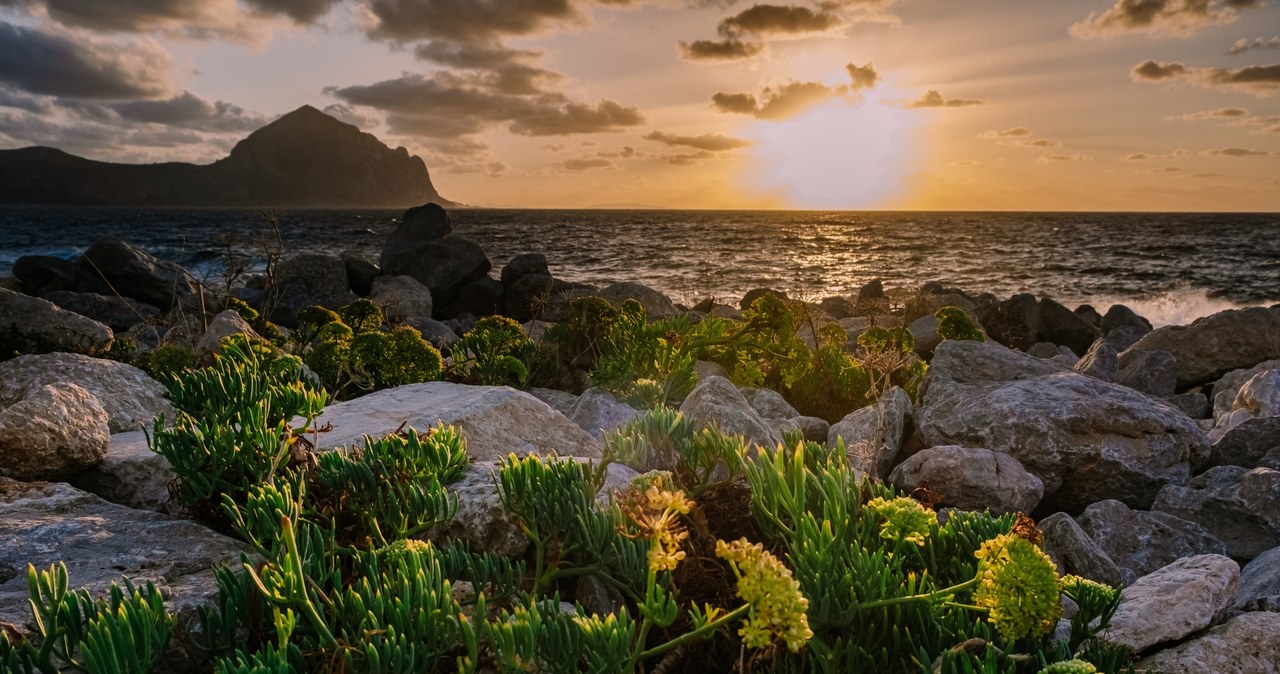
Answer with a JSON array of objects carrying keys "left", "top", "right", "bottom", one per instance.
[{"left": 1084, "top": 287, "right": 1276, "bottom": 329}]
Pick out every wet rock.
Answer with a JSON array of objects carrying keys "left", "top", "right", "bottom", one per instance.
[
  {"left": 309, "top": 382, "right": 601, "bottom": 460},
  {"left": 828, "top": 387, "right": 912, "bottom": 479},
  {"left": 1135, "top": 611, "right": 1280, "bottom": 674},
  {"left": 0, "top": 383, "right": 109, "bottom": 480},
  {"left": 888, "top": 445, "right": 1043, "bottom": 515},
  {"left": 568, "top": 387, "right": 640, "bottom": 441},
  {"left": 68, "top": 431, "right": 174, "bottom": 513},
  {"left": 43, "top": 290, "right": 161, "bottom": 331},
  {"left": 0, "top": 287, "right": 113, "bottom": 357},
  {"left": 1075, "top": 304, "right": 1103, "bottom": 331},
  {"left": 78, "top": 238, "right": 200, "bottom": 311},
  {"left": 1153, "top": 465, "right": 1280, "bottom": 560},
  {"left": 1116, "top": 348, "right": 1178, "bottom": 396},
  {"left": 1102, "top": 554, "right": 1239, "bottom": 654},
  {"left": 679, "top": 376, "right": 780, "bottom": 451},
  {"left": 370, "top": 275, "right": 433, "bottom": 322},
  {"left": 1102, "top": 304, "right": 1152, "bottom": 335},
  {"left": 1077, "top": 499, "right": 1227, "bottom": 581},
  {"left": 1103, "top": 324, "right": 1148, "bottom": 352},
  {"left": 1039, "top": 512, "right": 1127, "bottom": 587},
  {"left": 0, "top": 352, "right": 173, "bottom": 433},
  {"left": 1127, "top": 306, "right": 1280, "bottom": 389}
]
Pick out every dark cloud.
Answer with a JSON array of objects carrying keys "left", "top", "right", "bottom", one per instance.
[
  {"left": 643, "top": 130, "right": 751, "bottom": 151},
  {"left": 1175, "top": 107, "right": 1250, "bottom": 119},
  {"left": 413, "top": 41, "right": 542, "bottom": 68},
  {"left": 1072, "top": 0, "right": 1265, "bottom": 39},
  {"left": 1125, "top": 153, "right": 1150, "bottom": 160},
  {"left": 845, "top": 61, "right": 878, "bottom": 89},
  {"left": 0, "top": 22, "right": 173, "bottom": 99},
  {"left": 559, "top": 156, "right": 615, "bottom": 171},
  {"left": 112, "top": 91, "right": 267, "bottom": 132},
  {"left": 678, "top": 38, "right": 765, "bottom": 61},
  {"left": 908, "top": 89, "right": 985, "bottom": 108},
  {"left": 322, "top": 103, "right": 382, "bottom": 129},
  {"left": 364, "top": 0, "right": 579, "bottom": 42},
  {"left": 385, "top": 112, "right": 489, "bottom": 138},
  {"left": 1131, "top": 60, "right": 1280, "bottom": 96},
  {"left": 0, "top": 87, "right": 52, "bottom": 113},
  {"left": 1206, "top": 147, "right": 1271, "bottom": 155},
  {"left": 711, "top": 81, "right": 836, "bottom": 119},
  {"left": 242, "top": 0, "right": 342, "bottom": 23},
  {"left": 980, "top": 127, "right": 1032, "bottom": 138},
  {"left": 1229, "top": 36, "right": 1280, "bottom": 55},
  {"left": 542, "top": 143, "right": 566, "bottom": 151},
  {"left": 508, "top": 99, "right": 645, "bottom": 135},
  {"left": 718, "top": 4, "right": 841, "bottom": 36}
]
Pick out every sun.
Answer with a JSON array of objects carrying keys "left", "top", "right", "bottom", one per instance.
[{"left": 743, "top": 98, "right": 917, "bottom": 209}]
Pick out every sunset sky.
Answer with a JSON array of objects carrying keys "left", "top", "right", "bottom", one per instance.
[{"left": 0, "top": 0, "right": 1278, "bottom": 210}]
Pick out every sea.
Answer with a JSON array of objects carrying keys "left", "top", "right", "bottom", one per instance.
[{"left": 1, "top": 207, "right": 1277, "bottom": 328}]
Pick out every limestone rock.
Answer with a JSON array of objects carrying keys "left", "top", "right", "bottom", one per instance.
[
  {"left": 1077, "top": 499, "right": 1226, "bottom": 581},
  {"left": 1236, "top": 545, "right": 1280, "bottom": 610},
  {"left": 78, "top": 237, "right": 200, "bottom": 311},
  {"left": 1102, "top": 304, "right": 1152, "bottom": 335},
  {"left": 741, "top": 387, "right": 800, "bottom": 420},
  {"left": 1102, "top": 554, "right": 1239, "bottom": 654},
  {"left": 1236, "top": 369, "right": 1280, "bottom": 417},
  {"left": 1127, "top": 306, "right": 1280, "bottom": 389},
  {"left": 1116, "top": 348, "right": 1178, "bottom": 396},
  {"left": 976, "top": 293, "right": 1040, "bottom": 351},
  {"left": 569, "top": 387, "right": 640, "bottom": 441},
  {"left": 769, "top": 415, "right": 829, "bottom": 443},
  {"left": 0, "top": 287, "right": 113, "bottom": 356},
  {"left": 268, "top": 252, "right": 359, "bottom": 326},
  {"left": 679, "top": 376, "right": 781, "bottom": 451},
  {"left": 194, "top": 310, "right": 261, "bottom": 361},
  {"left": 402, "top": 316, "right": 460, "bottom": 350},
  {"left": 42, "top": 290, "right": 161, "bottom": 331},
  {"left": 340, "top": 250, "right": 380, "bottom": 296},
  {"left": 381, "top": 225, "right": 491, "bottom": 307},
  {"left": 308, "top": 382, "right": 601, "bottom": 460},
  {"left": 1167, "top": 391, "right": 1210, "bottom": 420},
  {"left": 828, "top": 387, "right": 913, "bottom": 479},
  {"left": 1213, "top": 361, "right": 1280, "bottom": 423},
  {"left": 0, "top": 352, "right": 173, "bottom": 433},
  {"left": 918, "top": 340, "right": 1209, "bottom": 511},
  {"left": 68, "top": 431, "right": 175, "bottom": 513},
  {"left": 1074, "top": 339, "right": 1118, "bottom": 382},
  {"left": 370, "top": 275, "right": 433, "bottom": 322},
  {"left": 1153, "top": 465, "right": 1280, "bottom": 560},
  {"left": 597, "top": 282, "right": 678, "bottom": 319},
  {"left": 1039, "top": 512, "right": 1127, "bottom": 587},
  {"left": 0, "top": 383, "right": 109, "bottom": 480},
  {"left": 1210, "top": 417, "right": 1280, "bottom": 469},
  {"left": 1135, "top": 610, "right": 1280, "bottom": 673},
  {"left": 1038, "top": 297, "right": 1103, "bottom": 356},
  {"left": 527, "top": 387, "right": 580, "bottom": 418},
  {"left": 889, "top": 446, "right": 1043, "bottom": 515}
]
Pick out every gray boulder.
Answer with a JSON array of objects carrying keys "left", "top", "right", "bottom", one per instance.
[
  {"left": 1103, "top": 324, "right": 1149, "bottom": 352},
  {"left": 370, "top": 275, "right": 433, "bottom": 322},
  {"left": 0, "top": 352, "right": 173, "bottom": 433},
  {"left": 976, "top": 293, "right": 1040, "bottom": 351},
  {"left": 268, "top": 252, "right": 359, "bottom": 326},
  {"left": 194, "top": 310, "right": 261, "bottom": 361},
  {"left": 1236, "top": 369, "right": 1280, "bottom": 417},
  {"left": 340, "top": 250, "right": 380, "bottom": 296},
  {"left": 381, "top": 210, "right": 491, "bottom": 307},
  {"left": 888, "top": 446, "right": 1043, "bottom": 515},
  {"left": 828, "top": 387, "right": 913, "bottom": 479},
  {"left": 12, "top": 255, "right": 85, "bottom": 296},
  {"left": 0, "top": 287, "right": 113, "bottom": 356},
  {"left": 1153, "top": 466, "right": 1280, "bottom": 560},
  {"left": 1102, "top": 304, "right": 1152, "bottom": 335},
  {"left": 679, "top": 376, "right": 781, "bottom": 451},
  {"left": 1039, "top": 512, "right": 1127, "bottom": 587},
  {"left": 68, "top": 431, "right": 175, "bottom": 513},
  {"left": 308, "top": 382, "right": 601, "bottom": 461},
  {"left": 770, "top": 415, "right": 830, "bottom": 443},
  {"left": 569, "top": 387, "right": 640, "bottom": 441},
  {"left": 1038, "top": 297, "right": 1104, "bottom": 356},
  {"left": 1127, "top": 306, "right": 1280, "bottom": 389},
  {"left": 78, "top": 237, "right": 200, "bottom": 311},
  {"left": 0, "top": 383, "right": 109, "bottom": 480},
  {"left": 450, "top": 275, "right": 504, "bottom": 317},
  {"left": 917, "top": 340, "right": 1209, "bottom": 511},
  {"left": 1116, "top": 348, "right": 1178, "bottom": 396},
  {"left": 1077, "top": 499, "right": 1227, "bottom": 582},
  {"left": 1136, "top": 611, "right": 1280, "bottom": 674},
  {"left": 1074, "top": 339, "right": 1117, "bottom": 382},
  {"left": 402, "top": 316, "right": 459, "bottom": 350},
  {"left": 1102, "top": 554, "right": 1239, "bottom": 654},
  {"left": 598, "top": 282, "right": 678, "bottom": 319},
  {"left": 499, "top": 253, "right": 549, "bottom": 286},
  {"left": 527, "top": 387, "right": 580, "bottom": 418},
  {"left": 1213, "top": 361, "right": 1280, "bottom": 423},
  {"left": 1167, "top": 391, "right": 1210, "bottom": 419},
  {"left": 741, "top": 387, "right": 800, "bottom": 420},
  {"left": 1210, "top": 417, "right": 1280, "bottom": 469},
  {"left": 42, "top": 291, "right": 161, "bottom": 331},
  {"left": 1236, "top": 545, "right": 1280, "bottom": 611}
]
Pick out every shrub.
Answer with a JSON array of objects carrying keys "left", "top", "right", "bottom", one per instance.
[
  {"left": 142, "top": 343, "right": 198, "bottom": 380},
  {"left": 449, "top": 315, "right": 535, "bottom": 388},
  {"left": 292, "top": 300, "right": 442, "bottom": 398},
  {"left": 937, "top": 306, "right": 986, "bottom": 342}
]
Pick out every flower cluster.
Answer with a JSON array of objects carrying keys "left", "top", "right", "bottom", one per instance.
[
  {"left": 716, "top": 538, "right": 813, "bottom": 653},
  {"left": 864, "top": 496, "right": 937, "bottom": 547},
  {"left": 621, "top": 483, "right": 695, "bottom": 573},
  {"left": 972, "top": 533, "right": 1062, "bottom": 643},
  {"left": 1037, "top": 660, "right": 1097, "bottom": 674},
  {"left": 375, "top": 538, "right": 431, "bottom": 566}
]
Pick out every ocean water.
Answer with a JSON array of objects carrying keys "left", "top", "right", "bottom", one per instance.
[{"left": 1, "top": 206, "right": 1277, "bottom": 327}]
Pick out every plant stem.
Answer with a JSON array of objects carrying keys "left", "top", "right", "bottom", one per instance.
[
  {"left": 635, "top": 604, "right": 750, "bottom": 661},
  {"left": 855, "top": 577, "right": 979, "bottom": 613}
]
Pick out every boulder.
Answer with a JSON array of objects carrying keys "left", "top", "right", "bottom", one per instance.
[
  {"left": 340, "top": 250, "right": 380, "bottom": 296},
  {"left": 1103, "top": 324, "right": 1148, "bottom": 352},
  {"left": 308, "top": 382, "right": 601, "bottom": 461},
  {"left": 1038, "top": 512, "right": 1127, "bottom": 587},
  {"left": 0, "top": 287, "right": 113, "bottom": 357},
  {"left": 1027, "top": 342, "right": 1064, "bottom": 359},
  {"left": 78, "top": 237, "right": 200, "bottom": 311},
  {"left": 267, "top": 252, "right": 359, "bottom": 326},
  {"left": 1074, "top": 339, "right": 1117, "bottom": 382},
  {"left": 1213, "top": 361, "right": 1280, "bottom": 423},
  {"left": 0, "top": 352, "right": 173, "bottom": 433},
  {"left": 679, "top": 376, "right": 781, "bottom": 451},
  {"left": 740, "top": 387, "right": 800, "bottom": 420},
  {"left": 401, "top": 317, "right": 460, "bottom": 350},
  {"left": 1236, "top": 369, "right": 1280, "bottom": 417},
  {"left": 597, "top": 282, "right": 678, "bottom": 319},
  {"left": 828, "top": 387, "right": 913, "bottom": 479},
  {"left": 370, "top": 275, "right": 433, "bottom": 322},
  {"left": 917, "top": 340, "right": 1209, "bottom": 511},
  {"left": 1102, "top": 554, "right": 1239, "bottom": 654},
  {"left": 527, "top": 387, "right": 580, "bottom": 418},
  {"left": 1153, "top": 466, "right": 1280, "bottom": 560},
  {"left": 0, "top": 383, "right": 109, "bottom": 480},
  {"left": 450, "top": 276, "right": 503, "bottom": 317},
  {"left": 888, "top": 446, "right": 1043, "bottom": 515},
  {"left": 1075, "top": 304, "right": 1103, "bottom": 331},
  {"left": 1127, "top": 306, "right": 1280, "bottom": 389},
  {"left": 1210, "top": 417, "right": 1280, "bottom": 468},
  {"left": 1102, "top": 304, "right": 1153, "bottom": 335},
  {"left": 42, "top": 291, "right": 161, "bottom": 331},
  {"left": 976, "top": 293, "right": 1040, "bottom": 351},
  {"left": 1116, "top": 348, "right": 1178, "bottom": 396},
  {"left": 568, "top": 387, "right": 640, "bottom": 441},
  {"left": 1135, "top": 611, "right": 1280, "bottom": 674},
  {"left": 856, "top": 279, "right": 885, "bottom": 303},
  {"left": 907, "top": 315, "right": 942, "bottom": 360},
  {"left": 381, "top": 218, "right": 491, "bottom": 305},
  {"left": 1236, "top": 545, "right": 1280, "bottom": 610},
  {"left": 504, "top": 273, "right": 568, "bottom": 322},
  {"left": 1038, "top": 298, "right": 1103, "bottom": 356},
  {"left": 194, "top": 310, "right": 262, "bottom": 361},
  {"left": 68, "top": 431, "right": 175, "bottom": 513},
  {"left": 769, "top": 415, "right": 829, "bottom": 443},
  {"left": 0, "top": 478, "right": 249, "bottom": 659},
  {"left": 1077, "top": 499, "right": 1227, "bottom": 581},
  {"left": 739, "top": 287, "right": 788, "bottom": 311},
  {"left": 818, "top": 296, "right": 856, "bottom": 319},
  {"left": 500, "top": 253, "right": 549, "bottom": 286},
  {"left": 1167, "top": 391, "right": 1210, "bottom": 420},
  {"left": 12, "top": 255, "right": 85, "bottom": 295},
  {"left": 390, "top": 202, "right": 452, "bottom": 246}
]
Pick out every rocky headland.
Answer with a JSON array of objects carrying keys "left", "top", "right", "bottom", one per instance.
[{"left": 1, "top": 202, "right": 1278, "bottom": 672}]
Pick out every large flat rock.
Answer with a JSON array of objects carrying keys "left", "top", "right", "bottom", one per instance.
[
  {"left": 1102, "top": 554, "right": 1239, "bottom": 654},
  {"left": 0, "top": 352, "right": 172, "bottom": 433},
  {"left": 1136, "top": 611, "right": 1280, "bottom": 674},
  {"left": 1128, "top": 306, "right": 1280, "bottom": 390}
]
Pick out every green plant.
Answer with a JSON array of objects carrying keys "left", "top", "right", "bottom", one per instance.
[
  {"left": 143, "top": 344, "right": 197, "bottom": 380},
  {"left": 937, "top": 306, "right": 986, "bottom": 342},
  {"left": 857, "top": 325, "right": 928, "bottom": 398},
  {"left": 602, "top": 406, "right": 747, "bottom": 496},
  {"left": 292, "top": 300, "right": 442, "bottom": 398},
  {"left": 449, "top": 315, "right": 536, "bottom": 388}
]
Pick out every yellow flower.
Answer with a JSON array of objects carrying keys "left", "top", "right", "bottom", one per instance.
[
  {"left": 865, "top": 496, "right": 937, "bottom": 547},
  {"left": 1037, "top": 660, "right": 1097, "bottom": 674},
  {"left": 621, "top": 484, "right": 694, "bottom": 573},
  {"left": 972, "top": 533, "right": 1062, "bottom": 643},
  {"left": 716, "top": 538, "right": 813, "bottom": 653}
]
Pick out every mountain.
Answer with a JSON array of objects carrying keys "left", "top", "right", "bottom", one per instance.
[{"left": 0, "top": 106, "right": 451, "bottom": 207}]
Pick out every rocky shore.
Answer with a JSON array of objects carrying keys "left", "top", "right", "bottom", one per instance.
[{"left": 1, "top": 203, "right": 1278, "bottom": 672}]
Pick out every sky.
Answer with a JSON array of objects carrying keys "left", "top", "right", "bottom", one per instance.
[{"left": 0, "top": 0, "right": 1278, "bottom": 210}]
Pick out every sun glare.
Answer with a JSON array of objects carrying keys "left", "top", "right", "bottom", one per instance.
[{"left": 744, "top": 98, "right": 916, "bottom": 209}]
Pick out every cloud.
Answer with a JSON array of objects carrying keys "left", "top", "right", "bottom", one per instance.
[
  {"left": 413, "top": 40, "right": 542, "bottom": 68},
  {"left": 1, "top": 0, "right": 272, "bottom": 42},
  {"left": 111, "top": 91, "right": 268, "bottom": 132},
  {"left": 1017, "top": 139, "right": 1061, "bottom": 147},
  {"left": 1131, "top": 59, "right": 1280, "bottom": 96},
  {"left": 0, "top": 87, "right": 52, "bottom": 113},
  {"left": 1174, "top": 107, "right": 1250, "bottom": 119},
  {"left": 242, "top": 0, "right": 342, "bottom": 23},
  {"left": 711, "top": 81, "right": 836, "bottom": 119},
  {"left": 1228, "top": 35, "right": 1280, "bottom": 55},
  {"left": 1189, "top": 172, "right": 1222, "bottom": 177},
  {"left": 1206, "top": 146, "right": 1271, "bottom": 155},
  {"left": 542, "top": 143, "right": 566, "bottom": 152},
  {"left": 0, "top": 22, "right": 174, "bottom": 99},
  {"left": 980, "top": 127, "right": 1032, "bottom": 138},
  {"left": 718, "top": 4, "right": 841, "bottom": 36},
  {"left": 1039, "top": 153, "right": 1093, "bottom": 161},
  {"left": 1071, "top": 0, "right": 1265, "bottom": 39},
  {"left": 322, "top": 103, "right": 382, "bottom": 129},
  {"left": 363, "top": 0, "right": 581, "bottom": 42},
  {"left": 845, "top": 61, "right": 879, "bottom": 89},
  {"left": 1149, "top": 166, "right": 1183, "bottom": 173},
  {"left": 643, "top": 129, "right": 751, "bottom": 151},
  {"left": 1125, "top": 153, "right": 1150, "bottom": 160},
  {"left": 559, "top": 156, "right": 615, "bottom": 171},
  {"left": 666, "top": 150, "right": 716, "bottom": 166},
  {"left": 678, "top": 38, "right": 766, "bottom": 61},
  {"left": 908, "top": 89, "right": 985, "bottom": 108}
]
